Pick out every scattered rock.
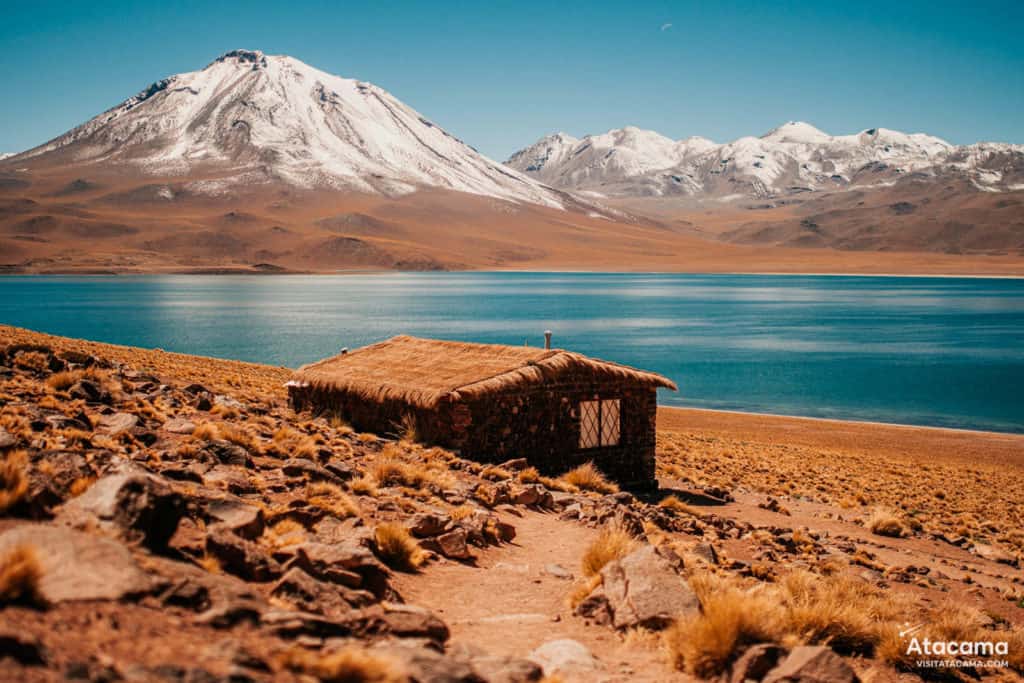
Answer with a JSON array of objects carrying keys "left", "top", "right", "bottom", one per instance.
[
  {"left": 0, "top": 428, "right": 17, "bottom": 450},
  {"left": 0, "top": 628, "right": 47, "bottom": 666},
  {"left": 599, "top": 545, "right": 698, "bottom": 629},
  {"left": 973, "top": 542, "right": 1018, "bottom": 566},
  {"left": 163, "top": 418, "right": 196, "bottom": 435},
  {"left": 0, "top": 524, "right": 154, "bottom": 602},
  {"left": 97, "top": 412, "right": 139, "bottom": 435},
  {"left": 201, "top": 440, "right": 252, "bottom": 468},
  {"left": 205, "top": 526, "right": 282, "bottom": 581},
  {"left": 271, "top": 567, "right": 374, "bottom": 614},
  {"left": 58, "top": 470, "right": 185, "bottom": 550},
  {"left": 763, "top": 646, "right": 859, "bottom": 683},
  {"left": 435, "top": 527, "right": 472, "bottom": 560},
  {"left": 406, "top": 512, "right": 451, "bottom": 538},
  {"left": 730, "top": 644, "right": 786, "bottom": 683},
  {"left": 206, "top": 497, "right": 264, "bottom": 539},
  {"left": 529, "top": 639, "right": 601, "bottom": 677},
  {"left": 542, "top": 563, "right": 574, "bottom": 580},
  {"left": 282, "top": 458, "right": 341, "bottom": 484}
]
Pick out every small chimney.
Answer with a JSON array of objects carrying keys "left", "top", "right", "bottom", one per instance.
[
  {"left": 544, "top": 330, "right": 552, "bottom": 350},
  {"left": 340, "top": 348, "right": 349, "bottom": 355}
]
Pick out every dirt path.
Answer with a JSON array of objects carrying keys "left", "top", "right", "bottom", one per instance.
[{"left": 394, "top": 509, "right": 685, "bottom": 682}]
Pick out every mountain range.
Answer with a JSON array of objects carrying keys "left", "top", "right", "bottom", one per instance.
[
  {"left": 506, "top": 122, "right": 1024, "bottom": 200},
  {"left": 1, "top": 50, "right": 1021, "bottom": 274}
]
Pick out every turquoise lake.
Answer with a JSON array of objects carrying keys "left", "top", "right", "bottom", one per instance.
[{"left": 2, "top": 273, "right": 1022, "bottom": 433}]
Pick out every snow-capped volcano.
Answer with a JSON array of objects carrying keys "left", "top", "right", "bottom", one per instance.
[
  {"left": 10, "top": 50, "right": 565, "bottom": 207},
  {"left": 506, "top": 122, "right": 1024, "bottom": 199}
]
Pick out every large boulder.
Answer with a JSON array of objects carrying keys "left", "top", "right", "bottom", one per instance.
[
  {"left": 205, "top": 496, "right": 264, "bottom": 539},
  {"left": 0, "top": 524, "right": 154, "bottom": 602},
  {"left": 762, "top": 646, "right": 860, "bottom": 683},
  {"left": 599, "top": 545, "right": 699, "bottom": 629},
  {"left": 57, "top": 470, "right": 185, "bottom": 550}
]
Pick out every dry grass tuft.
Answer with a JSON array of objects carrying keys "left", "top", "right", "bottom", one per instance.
[
  {"left": 269, "top": 426, "right": 318, "bottom": 460},
  {"left": 867, "top": 508, "right": 907, "bottom": 538},
  {"left": 373, "top": 522, "right": 425, "bottom": 572},
  {"left": 396, "top": 413, "right": 419, "bottom": 443},
  {"left": 581, "top": 524, "right": 637, "bottom": 578},
  {"left": 658, "top": 495, "right": 703, "bottom": 518},
  {"left": 0, "top": 450, "right": 29, "bottom": 514},
  {"left": 278, "top": 646, "right": 406, "bottom": 682},
  {"left": 516, "top": 466, "right": 541, "bottom": 483},
  {"left": 0, "top": 544, "right": 45, "bottom": 606},
  {"left": 217, "top": 423, "right": 262, "bottom": 454},
  {"left": 191, "top": 421, "right": 221, "bottom": 442},
  {"left": 369, "top": 457, "right": 448, "bottom": 491},
  {"left": 568, "top": 573, "right": 603, "bottom": 609},
  {"left": 666, "top": 573, "right": 785, "bottom": 677},
  {"left": 480, "top": 465, "right": 512, "bottom": 481},
  {"left": 560, "top": 462, "right": 618, "bottom": 494},
  {"left": 668, "top": 569, "right": 921, "bottom": 676},
  {"left": 306, "top": 482, "right": 361, "bottom": 519},
  {"left": 349, "top": 475, "right": 379, "bottom": 497}
]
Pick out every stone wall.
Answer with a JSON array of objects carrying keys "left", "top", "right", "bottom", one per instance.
[{"left": 289, "top": 377, "right": 659, "bottom": 489}]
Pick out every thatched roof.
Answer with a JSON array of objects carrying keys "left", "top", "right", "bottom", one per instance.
[{"left": 291, "top": 335, "right": 677, "bottom": 409}]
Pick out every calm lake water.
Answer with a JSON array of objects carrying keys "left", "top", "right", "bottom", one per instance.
[{"left": 2, "top": 273, "right": 1022, "bottom": 433}]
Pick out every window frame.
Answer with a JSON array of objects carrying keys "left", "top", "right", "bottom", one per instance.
[{"left": 578, "top": 396, "right": 622, "bottom": 449}]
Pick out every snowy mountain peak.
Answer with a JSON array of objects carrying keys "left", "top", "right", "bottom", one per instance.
[
  {"left": 12, "top": 51, "right": 566, "bottom": 208},
  {"left": 761, "top": 121, "right": 830, "bottom": 144},
  {"left": 507, "top": 122, "right": 1023, "bottom": 199}
]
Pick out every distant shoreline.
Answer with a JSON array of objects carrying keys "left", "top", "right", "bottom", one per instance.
[{"left": 2, "top": 268, "right": 1023, "bottom": 279}]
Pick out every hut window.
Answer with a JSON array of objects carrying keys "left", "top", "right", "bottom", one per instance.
[{"left": 579, "top": 398, "right": 621, "bottom": 448}]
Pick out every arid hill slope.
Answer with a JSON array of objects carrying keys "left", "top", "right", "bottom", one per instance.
[{"left": 0, "top": 324, "right": 1022, "bottom": 682}]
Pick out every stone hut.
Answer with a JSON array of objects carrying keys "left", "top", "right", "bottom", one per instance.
[{"left": 288, "top": 335, "right": 677, "bottom": 488}]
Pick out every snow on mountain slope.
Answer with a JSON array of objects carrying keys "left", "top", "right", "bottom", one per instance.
[
  {"left": 0, "top": 153, "right": 15, "bottom": 161},
  {"left": 506, "top": 121, "right": 1023, "bottom": 199},
  {"left": 10, "top": 50, "right": 565, "bottom": 208}
]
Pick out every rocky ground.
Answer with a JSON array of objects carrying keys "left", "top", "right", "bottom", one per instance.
[{"left": 0, "top": 325, "right": 1022, "bottom": 682}]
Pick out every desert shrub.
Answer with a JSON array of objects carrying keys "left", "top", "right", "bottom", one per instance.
[
  {"left": 349, "top": 475, "right": 379, "bottom": 497},
  {"left": 191, "top": 422, "right": 221, "bottom": 442},
  {"left": 218, "top": 423, "right": 262, "bottom": 454},
  {"left": 581, "top": 523, "right": 636, "bottom": 578},
  {"left": 560, "top": 462, "right": 618, "bottom": 494},
  {"left": 306, "top": 482, "right": 360, "bottom": 519},
  {"left": 270, "top": 426, "right": 318, "bottom": 459},
  {"left": 480, "top": 465, "right": 512, "bottom": 481},
  {"left": 516, "top": 466, "right": 541, "bottom": 483},
  {"left": 369, "top": 458, "right": 447, "bottom": 491},
  {"left": 0, "top": 450, "right": 29, "bottom": 514},
  {"left": 373, "top": 523, "right": 424, "bottom": 572},
  {"left": 396, "top": 413, "right": 419, "bottom": 443},
  {"left": 0, "top": 544, "right": 44, "bottom": 606},
  {"left": 666, "top": 574, "right": 785, "bottom": 677},
  {"left": 658, "top": 495, "right": 702, "bottom": 517},
  {"left": 867, "top": 508, "right": 906, "bottom": 538},
  {"left": 279, "top": 646, "right": 406, "bottom": 682}
]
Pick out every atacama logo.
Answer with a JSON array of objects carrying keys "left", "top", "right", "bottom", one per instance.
[{"left": 900, "top": 622, "right": 1010, "bottom": 670}]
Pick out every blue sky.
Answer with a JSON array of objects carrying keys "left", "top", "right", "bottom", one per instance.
[{"left": 2, "top": 1, "right": 1022, "bottom": 159}]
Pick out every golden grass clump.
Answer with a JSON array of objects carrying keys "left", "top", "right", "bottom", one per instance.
[
  {"left": 373, "top": 522, "right": 425, "bottom": 572},
  {"left": 480, "top": 465, "right": 513, "bottom": 481},
  {"left": 397, "top": 412, "right": 419, "bottom": 443},
  {"left": 46, "top": 367, "right": 112, "bottom": 392},
  {"left": 581, "top": 524, "right": 637, "bottom": 578},
  {"left": 270, "top": 426, "right": 318, "bottom": 460},
  {"left": 516, "top": 466, "right": 541, "bottom": 483},
  {"left": 350, "top": 475, "right": 379, "bottom": 497},
  {"left": 278, "top": 646, "right": 406, "bottom": 683},
  {"left": 560, "top": 461, "right": 618, "bottom": 494},
  {"left": 306, "top": 482, "right": 361, "bottom": 519},
  {"left": 217, "top": 423, "right": 262, "bottom": 454},
  {"left": 191, "top": 421, "right": 221, "bottom": 442},
  {"left": 867, "top": 508, "right": 907, "bottom": 538},
  {"left": 0, "top": 544, "right": 44, "bottom": 606},
  {"left": 369, "top": 457, "right": 447, "bottom": 491},
  {"left": 658, "top": 495, "right": 703, "bottom": 518},
  {"left": 666, "top": 573, "right": 785, "bottom": 677},
  {"left": 0, "top": 450, "right": 29, "bottom": 514}
]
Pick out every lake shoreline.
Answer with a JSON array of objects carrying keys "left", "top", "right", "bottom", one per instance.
[{"left": 3, "top": 323, "right": 1022, "bottom": 450}]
